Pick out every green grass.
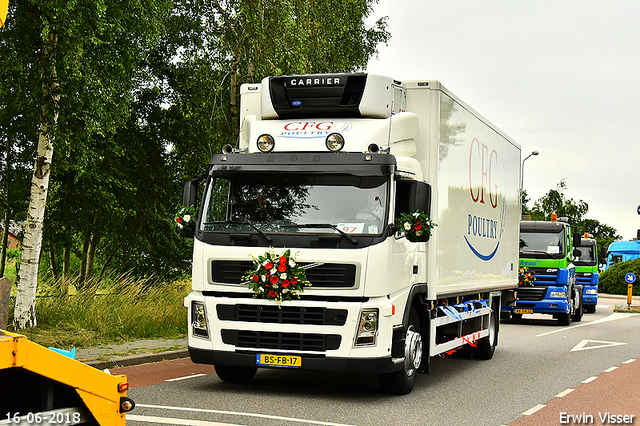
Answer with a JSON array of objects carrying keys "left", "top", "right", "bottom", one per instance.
[{"left": 7, "top": 274, "right": 190, "bottom": 349}]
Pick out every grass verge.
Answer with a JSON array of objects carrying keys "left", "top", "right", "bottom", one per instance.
[{"left": 7, "top": 274, "right": 190, "bottom": 349}]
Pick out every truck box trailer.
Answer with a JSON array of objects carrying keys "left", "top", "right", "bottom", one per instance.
[{"left": 182, "top": 73, "right": 521, "bottom": 394}]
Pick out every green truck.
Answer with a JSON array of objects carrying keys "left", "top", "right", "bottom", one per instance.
[
  {"left": 574, "top": 236, "right": 599, "bottom": 313},
  {"left": 502, "top": 218, "right": 583, "bottom": 325}
]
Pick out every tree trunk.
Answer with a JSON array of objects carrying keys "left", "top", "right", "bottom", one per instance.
[
  {"left": 0, "top": 210, "right": 9, "bottom": 278},
  {"left": 0, "top": 135, "right": 11, "bottom": 278},
  {"left": 12, "top": 31, "right": 60, "bottom": 330},
  {"left": 85, "top": 231, "right": 99, "bottom": 283},
  {"left": 49, "top": 241, "right": 59, "bottom": 281},
  {"left": 78, "top": 236, "right": 89, "bottom": 290}
]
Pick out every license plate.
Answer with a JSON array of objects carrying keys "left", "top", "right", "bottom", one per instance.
[
  {"left": 515, "top": 308, "right": 533, "bottom": 314},
  {"left": 256, "top": 354, "right": 302, "bottom": 368}
]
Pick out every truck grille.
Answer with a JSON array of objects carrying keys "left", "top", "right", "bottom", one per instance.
[
  {"left": 517, "top": 286, "right": 547, "bottom": 301},
  {"left": 221, "top": 330, "right": 341, "bottom": 351},
  {"left": 211, "top": 260, "right": 357, "bottom": 288},
  {"left": 525, "top": 267, "right": 558, "bottom": 285},
  {"left": 575, "top": 272, "right": 593, "bottom": 285},
  {"left": 217, "top": 304, "right": 348, "bottom": 326}
]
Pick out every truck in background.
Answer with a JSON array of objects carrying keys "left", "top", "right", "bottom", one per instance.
[
  {"left": 502, "top": 216, "right": 583, "bottom": 325},
  {"left": 182, "top": 73, "right": 521, "bottom": 394},
  {"left": 574, "top": 236, "right": 599, "bottom": 313},
  {"left": 604, "top": 240, "right": 640, "bottom": 270}
]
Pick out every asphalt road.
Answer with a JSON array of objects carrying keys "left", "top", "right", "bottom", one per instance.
[{"left": 121, "top": 297, "right": 640, "bottom": 426}]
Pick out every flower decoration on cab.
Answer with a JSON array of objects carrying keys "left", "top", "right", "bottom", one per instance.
[
  {"left": 519, "top": 267, "right": 535, "bottom": 286},
  {"left": 244, "top": 249, "right": 311, "bottom": 306},
  {"left": 395, "top": 210, "right": 436, "bottom": 242},
  {"left": 175, "top": 205, "right": 196, "bottom": 231}
]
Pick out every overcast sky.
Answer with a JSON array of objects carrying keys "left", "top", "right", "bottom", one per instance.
[{"left": 365, "top": 0, "right": 640, "bottom": 241}]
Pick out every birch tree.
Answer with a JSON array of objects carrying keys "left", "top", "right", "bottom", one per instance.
[{"left": 2, "top": 0, "right": 169, "bottom": 329}]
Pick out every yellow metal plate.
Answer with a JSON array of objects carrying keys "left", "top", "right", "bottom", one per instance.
[
  {"left": 515, "top": 308, "right": 533, "bottom": 314},
  {"left": 256, "top": 354, "right": 302, "bottom": 368}
]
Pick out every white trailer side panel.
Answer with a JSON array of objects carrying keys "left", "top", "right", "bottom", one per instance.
[{"left": 405, "top": 81, "right": 521, "bottom": 300}]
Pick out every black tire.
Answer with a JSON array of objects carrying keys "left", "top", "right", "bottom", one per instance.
[
  {"left": 571, "top": 291, "right": 583, "bottom": 322},
  {"left": 584, "top": 304, "right": 596, "bottom": 313},
  {"left": 511, "top": 312, "right": 523, "bottom": 320},
  {"left": 215, "top": 365, "right": 257, "bottom": 383},
  {"left": 473, "top": 302, "right": 498, "bottom": 360},
  {"left": 558, "top": 294, "right": 573, "bottom": 326},
  {"left": 378, "top": 308, "right": 422, "bottom": 395}
]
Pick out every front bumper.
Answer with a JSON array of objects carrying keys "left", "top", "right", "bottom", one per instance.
[{"left": 188, "top": 346, "right": 399, "bottom": 374}]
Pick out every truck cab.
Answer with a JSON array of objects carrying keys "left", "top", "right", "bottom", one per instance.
[
  {"left": 502, "top": 218, "right": 583, "bottom": 325},
  {"left": 604, "top": 240, "right": 640, "bottom": 270},
  {"left": 574, "top": 237, "right": 599, "bottom": 313}
]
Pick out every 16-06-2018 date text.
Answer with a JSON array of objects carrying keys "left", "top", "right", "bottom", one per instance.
[{"left": 4, "top": 412, "right": 82, "bottom": 425}]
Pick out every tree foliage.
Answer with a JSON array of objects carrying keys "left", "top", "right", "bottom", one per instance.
[
  {"left": 523, "top": 179, "right": 621, "bottom": 264},
  {"left": 0, "top": 0, "right": 390, "bottom": 328}
]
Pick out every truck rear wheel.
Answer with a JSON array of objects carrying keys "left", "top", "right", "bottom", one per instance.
[
  {"left": 215, "top": 365, "right": 257, "bottom": 383},
  {"left": 378, "top": 308, "right": 422, "bottom": 395},
  {"left": 473, "top": 302, "right": 498, "bottom": 360}
]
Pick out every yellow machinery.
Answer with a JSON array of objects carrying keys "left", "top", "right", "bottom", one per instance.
[{"left": 0, "top": 329, "right": 134, "bottom": 425}]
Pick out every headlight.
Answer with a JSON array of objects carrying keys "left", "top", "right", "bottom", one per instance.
[
  {"left": 355, "top": 309, "right": 378, "bottom": 346},
  {"left": 325, "top": 133, "right": 345, "bottom": 151},
  {"left": 586, "top": 289, "right": 598, "bottom": 294},
  {"left": 257, "top": 134, "right": 275, "bottom": 152},
  {"left": 191, "top": 301, "right": 209, "bottom": 338},
  {"left": 550, "top": 291, "right": 567, "bottom": 298}
]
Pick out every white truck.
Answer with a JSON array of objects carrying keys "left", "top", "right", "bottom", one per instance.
[{"left": 182, "top": 73, "right": 521, "bottom": 394}]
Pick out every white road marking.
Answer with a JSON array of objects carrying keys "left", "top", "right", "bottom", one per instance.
[
  {"left": 135, "top": 404, "right": 356, "bottom": 426},
  {"left": 582, "top": 376, "right": 598, "bottom": 384},
  {"left": 522, "top": 404, "right": 546, "bottom": 416},
  {"left": 165, "top": 373, "right": 207, "bottom": 382},
  {"left": 555, "top": 388, "right": 574, "bottom": 397},
  {"left": 603, "top": 366, "right": 618, "bottom": 373},
  {"left": 570, "top": 339, "right": 627, "bottom": 352},
  {"left": 536, "top": 312, "right": 639, "bottom": 337},
  {"left": 128, "top": 414, "right": 242, "bottom": 426},
  {"left": 623, "top": 358, "right": 636, "bottom": 364}
]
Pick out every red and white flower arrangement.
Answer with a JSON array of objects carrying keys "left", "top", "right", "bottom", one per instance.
[
  {"left": 244, "top": 249, "right": 311, "bottom": 306},
  {"left": 395, "top": 210, "right": 436, "bottom": 242}
]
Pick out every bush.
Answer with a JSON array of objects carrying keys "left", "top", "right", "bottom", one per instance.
[{"left": 599, "top": 258, "right": 640, "bottom": 296}]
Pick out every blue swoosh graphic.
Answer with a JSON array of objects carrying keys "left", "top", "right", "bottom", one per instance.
[{"left": 464, "top": 235, "right": 500, "bottom": 261}]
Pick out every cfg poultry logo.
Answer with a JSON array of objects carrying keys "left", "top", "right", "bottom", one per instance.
[{"left": 464, "top": 138, "right": 507, "bottom": 261}]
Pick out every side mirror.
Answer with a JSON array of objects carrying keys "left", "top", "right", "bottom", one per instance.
[
  {"left": 183, "top": 179, "right": 199, "bottom": 207},
  {"left": 572, "top": 248, "right": 581, "bottom": 259},
  {"left": 572, "top": 232, "right": 582, "bottom": 248}
]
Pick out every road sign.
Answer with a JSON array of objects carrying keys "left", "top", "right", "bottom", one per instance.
[{"left": 625, "top": 273, "right": 636, "bottom": 283}]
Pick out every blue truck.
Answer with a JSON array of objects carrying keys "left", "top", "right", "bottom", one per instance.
[
  {"left": 604, "top": 240, "right": 640, "bottom": 270},
  {"left": 503, "top": 218, "right": 583, "bottom": 325}
]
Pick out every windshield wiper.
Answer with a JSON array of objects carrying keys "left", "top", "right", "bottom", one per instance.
[
  {"left": 227, "top": 220, "right": 273, "bottom": 243},
  {"left": 297, "top": 223, "right": 358, "bottom": 245}
]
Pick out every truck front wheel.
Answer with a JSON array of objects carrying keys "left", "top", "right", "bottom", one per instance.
[
  {"left": 215, "top": 365, "right": 257, "bottom": 383},
  {"left": 378, "top": 308, "right": 422, "bottom": 395},
  {"left": 558, "top": 295, "right": 573, "bottom": 326}
]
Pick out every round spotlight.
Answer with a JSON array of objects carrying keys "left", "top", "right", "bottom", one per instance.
[
  {"left": 367, "top": 143, "right": 379, "bottom": 153},
  {"left": 257, "top": 134, "right": 275, "bottom": 152},
  {"left": 221, "top": 144, "right": 234, "bottom": 154},
  {"left": 325, "top": 133, "right": 345, "bottom": 152}
]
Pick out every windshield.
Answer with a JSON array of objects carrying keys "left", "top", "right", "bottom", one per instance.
[
  {"left": 200, "top": 174, "right": 388, "bottom": 235},
  {"left": 519, "top": 230, "right": 565, "bottom": 257},
  {"left": 575, "top": 245, "right": 596, "bottom": 265}
]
